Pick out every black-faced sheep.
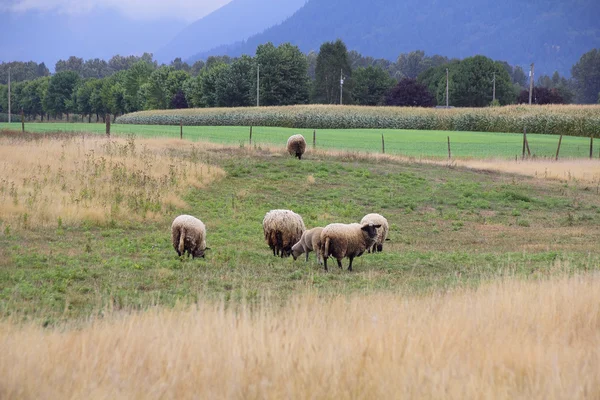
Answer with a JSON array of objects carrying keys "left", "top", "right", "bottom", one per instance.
[
  {"left": 320, "top": 222, "right": 381, "bottom": 271},
  {"left": 171, "top": 215, "right": 209, "bottom": 258},
  {"left": 291, "top": 227, "right": 324, "bottom": 263},
  {"left": 287, "top": 134, "right": 306, "bottom": 160},
  {"left": 263, "top": 209, "right": 306, "bottom": 257},
  {"left": 360, "top": 213, "right": 389, "bottom": 253}
]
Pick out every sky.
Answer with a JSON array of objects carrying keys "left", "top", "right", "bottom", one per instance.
[{"left": 1, "top": 0, "right": 232, "bottom": 22}]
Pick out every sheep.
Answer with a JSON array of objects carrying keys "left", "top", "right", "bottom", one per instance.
[
  {"left": 263, "top": 209, "right": 306, "bottom": 258},
  {"left": 171, "top": 214, "right": 210, "bottom": 258},
  {"left": 287, "top": 134, "right": 306, "bottom": 160},
  {"left": 291, "top": 227, "right": 324, "bottom": 263},
  {"left": 360, "top": 213, "right": 389, "bottom": 253},
  {"left": 319, "top": 222, "right": 381, "bottom": 271}
]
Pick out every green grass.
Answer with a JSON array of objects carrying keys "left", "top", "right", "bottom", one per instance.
[
  {"left": 1, "top": 135, "right": 600, "bottom": 324},
  {"left": 1, "top": 122, "right": 596, "bottom": 159}
]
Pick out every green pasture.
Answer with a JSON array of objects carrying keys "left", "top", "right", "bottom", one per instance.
[{"left": 0, "top": 122, "right": 595, "bottom": 159}]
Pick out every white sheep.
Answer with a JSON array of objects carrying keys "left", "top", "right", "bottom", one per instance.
[
  {"left": 263, "top": 209, "right": 306, "bottom": 257},
  {"left": 320, "top": 222, "right": 381, "bottom": 271},
  {"left": 291, "top": 227, "right": 324, "bottom": 263},
  {"left": 360, "top": 213, "right": 389, "bottom": 253},
  {"left": 171, "top": 215, "right": 209, "bottom": 258},
  {"left": 287, "top": 134, "right": 306, "bottom": 160}
]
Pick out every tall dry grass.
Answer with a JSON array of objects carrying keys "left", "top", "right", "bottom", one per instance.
[
  {"left": 2, "top": 274, "right": 600, "bottom": 399},
  {"left": 0, "top": 134, "right": 225, "bottom": 229}
]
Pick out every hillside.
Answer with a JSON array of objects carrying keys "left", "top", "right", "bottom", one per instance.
[
  {"left": 155, "top": 0, "right": 306, "bottom": 63},
  {"left": 191, "top": 0, "right": 600, "bottom": 76}
]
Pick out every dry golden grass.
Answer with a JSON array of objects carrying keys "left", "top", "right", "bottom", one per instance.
[
  {"left": 0, "top": 134, "right": 225, "bottom": 229},
  {"left": 2, "top": 274, "right": 600, "bottom": 399}
]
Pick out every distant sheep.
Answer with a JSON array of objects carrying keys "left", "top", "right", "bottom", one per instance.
[
  {"left": 263, "top": 209, "right": 306, "bottom": 257},
  {"left": 291, "top": 227, "right": 324, "bottom": 263},
  {"left": 287, "top": 134, "right": 306, "bottom": 160},
  {"left": 320, "top": 222, "right": 381, "bottom": 271},
  {"left": 360, "top": 213, "right": 389, "bottom": 253},
  {"left": 171, "top": 215, "right": 209, "bottom": 258}
]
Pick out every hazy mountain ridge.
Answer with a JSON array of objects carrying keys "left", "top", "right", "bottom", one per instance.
[{"left": 190, "top": 0, "right": 600, "bottom": 76}]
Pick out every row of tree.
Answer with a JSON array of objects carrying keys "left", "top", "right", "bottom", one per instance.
[{"left": 1, "top": 42, "right": 599, "bottom": 121}]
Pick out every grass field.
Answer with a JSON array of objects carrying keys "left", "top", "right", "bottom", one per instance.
[
  {"left": 2, "top": 131, "right": 600, "bottom": 397},
  {"left": 0, "top": 121, "right": 596, "bottom": 159}
]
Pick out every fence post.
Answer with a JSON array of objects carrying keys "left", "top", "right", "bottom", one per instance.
[
  {"left": 590, "top": 136, "right": 594, "bottom": 159},
  {"left": 447, "top": 136, "right": 451, "bottom": 159},
  {"left": 249, "top": 126, "right": 253, "bottom": 145},
  {"left": 313, "top": 129, "right": 316, "bottom": 149},
  {"left": 20, "top": 109, "right": 24, "bottom": 132},
  {"left": 555, "top": 135, "right": 563, "bottom": 161},
  {"left": 522, "top": 128, "right": 527, "bottom": 159},
  {"left": 105, "top": 114, "right": 110, "bottom": 137},
  {"left": 381, "top": 134, "right": 385, "bottom": 154},
  {"left": 180, "top": 120, "right": 183, "bottom": 140}
]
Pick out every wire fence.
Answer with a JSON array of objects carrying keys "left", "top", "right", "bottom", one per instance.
[{"left": 0, "top": 121, "right": 597, "bottom": 160}]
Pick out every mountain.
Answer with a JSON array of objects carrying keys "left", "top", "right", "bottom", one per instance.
[
  {"left": 154, "top": 0, "right": 306, "bottom": 63},
  {"left": 0, "top": 10, "right": 181, "bottom": 70},
  {"left": 191, "top": 0, "right": 600, "bottom": 76}
]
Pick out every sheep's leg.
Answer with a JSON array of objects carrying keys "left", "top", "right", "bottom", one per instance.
[
  {"left": 337, "top": 259, "right": 343, "bottom": 269},
  {"left": 347, "top": 257, "right": 354, "bottom": 271},
  {"left": 272, "top": 247, "right": 276, "bottom": 256},
  {"left": 377, "top": 244, "right": 383, "bottom": 252},
  {"left": 305, "top": 249, "right": 310, "bottom": 262},
  {"left": 323, "top": 257, "right": 328, "bottom": 271}
]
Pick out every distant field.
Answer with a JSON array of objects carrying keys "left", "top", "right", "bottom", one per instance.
[{"left": 0, "top": 122, "right": 595, "bottom": 159}]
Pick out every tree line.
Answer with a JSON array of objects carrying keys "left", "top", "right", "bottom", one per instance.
[{"left": 1, "top": 41, "right": 599, "bottom": 122}]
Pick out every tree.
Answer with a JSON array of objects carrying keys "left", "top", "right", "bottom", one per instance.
[
  {"left": 385, "top": 78, "right": 434, "bottom": 107},
  {"left": 171, "top": 90, "right": 188, "bottom": 109},
  {"left": 76, "top": 79, "right": 96, "bottom": 122},
  {"left": 215, "top": 55, "right": 255, "bottom": 107},
  {"left": 55, "top": 56, "right": 85, "bottom": 75},
  {"left": 190, "top": 60, "right": 205, "bottom": 76},
  {"left": 352, "top": 66, "right": 396, "bottom": 105},
  {"left": 571, "top": 49, "right": 600, "bottom": 104},
  {"left": 199, "top": 63, "right": 228, "bottom": 107},
  {"left": 517, "top": 87, "right": 564, "bottom": 104},
  {"left": 44, "top": 71, "right": 80, "bottom": 119},
  {"left": 537, "top": 71, "right": 574, "bottom": 104},
  {"left": 170, "top": 58, "right": 191, "bottom": 72},
  {"left": 314, "top": 39, "right": 352, "bottom": 104},
  {"left": 123, "top": 61, "right": 155, "bottom": 112},
  {"left": 140, "top": 66, "right": 172, "bottom": 110},
  {"left": 448, "top": 56, "right": 514, "bottom": 107},
  {"left": 255, "top": 42, "right": 309, "bottom": 106},
  {"left": 21, "top": 77, "right": 49, "bottom": 120},
  {"left": 82, "top": 58, "right": 113, "bottom": 79},
  {"left": 0, "top": 61, "right": 50, "bottom": 84}
]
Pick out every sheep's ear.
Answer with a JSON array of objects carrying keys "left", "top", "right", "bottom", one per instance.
[
  {"left": 373, "top": 224, "right": 382, "bottom": 229},
  {"left": 204, "top": 247, "right": 211, "bottom": 251}
]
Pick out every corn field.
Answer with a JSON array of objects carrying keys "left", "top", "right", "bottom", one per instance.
[{"left": 115, "top": 104, "right": 600, "bottom": 137}]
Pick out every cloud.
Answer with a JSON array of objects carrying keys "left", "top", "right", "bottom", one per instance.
[{"left": 2, "top": 0, "right": 232, "bottom": 22}]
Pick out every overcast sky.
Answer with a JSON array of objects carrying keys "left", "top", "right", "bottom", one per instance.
[{"left": 1, "top": 0, "right": 233, "bottom": 22}]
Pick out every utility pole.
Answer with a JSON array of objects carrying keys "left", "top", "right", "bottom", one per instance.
[
  {"left": 445, "top": 68, "right": 449, "bottom": 107},
  {"left": 340, "top": 69, "right": 345, "bottom": 105},
  {"left": 7, "top": 67, "right": 11, "bottom": 123},
  {"left": 492, "top": 71, "right": 496, "bottom": 103},
  {"left": 528, "top": 63, "right": 535, "bottom": 105},
  {"left": 256, "top": 64, "right": 260, "bottom": 107}
]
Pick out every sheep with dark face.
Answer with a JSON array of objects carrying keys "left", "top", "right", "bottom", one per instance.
[
  {"left": 319, "top": 222, "right": 381, "bottom": 271},
  {"left": 171, "top": 215, "right": 209, "bottom": 258},
  {"left": 263, "top": 209, "right": 306, "bottom": 257},
  {"left": 287, "top": 134, "right": 306, "bottom": 160},
  {"left": 360, "top": 213, "right": 389, "bottom": 253},
  {"left": 291, "top": 227, "right": 324, "bottom": 263}
]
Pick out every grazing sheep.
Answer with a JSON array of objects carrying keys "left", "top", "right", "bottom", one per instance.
[
  {"left": 291, "top": 227, "right": 324, "bottom": 263},
  {"left": 320, "top": 222, "right": 381, "bottom": 271},
  {"left": 263, "top": 209, "right": 306, "bottom": 257},
  {"left": 287, "top": 134, "right": 306, "bottom": 160},
  {"left": 360, "top": 213, "right": 389, "bottom": 253},
  {"left": 171, "top": 215, "right": 210, "bottom": 258}
]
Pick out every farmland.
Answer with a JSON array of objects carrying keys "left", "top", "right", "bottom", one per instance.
[
  {"left": 1, "top": 130, "right": 600, "bottom": 398},
  {"left": 0, "top": 121, "right": 597, "bottom": 159}
]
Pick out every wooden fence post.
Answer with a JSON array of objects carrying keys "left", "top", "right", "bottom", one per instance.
[
  {"left": 590, "top": 136, "right": 594, "bottom": 159},
  {"left": 249, "top": 126, "right": 253, "bottom": 145},
  {"left": 180, "top": 120, "right": 183, "bottom": 140},
  {"left": 447, "top": 136, "right": 451, "bottom": 159},
  {"left": 381, "top": 134, "right": 385, "bottom": 154},
  {"left": 20, "top": 109, "right": 24, "bottom": 132},
  {"left": 522, "top": 128, "right": 527, "bottom": 159},
  {"left": 105, "top": 114, "right": 110, "bottom": 137},
  {"left": 555, "top": 135, "right": 563, "bottom": 161},
  {"left": 313, "top": 129, "right": 316, "bottom": 148}
]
